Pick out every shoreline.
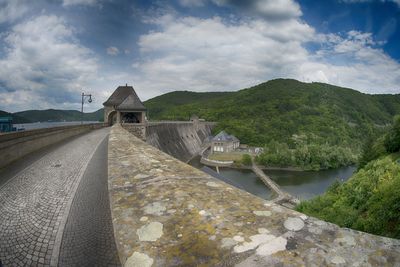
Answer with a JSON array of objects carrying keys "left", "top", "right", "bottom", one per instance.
[{"left": 205, "top": 161, "right": 355, "bottom": 173}]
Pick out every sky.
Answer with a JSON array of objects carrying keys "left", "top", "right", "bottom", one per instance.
[{"left": 0, "top": 0, "right": 399, "bottom": 112}]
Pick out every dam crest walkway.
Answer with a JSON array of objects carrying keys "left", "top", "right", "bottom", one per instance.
[{"left": 0, "top": 128, "right": 120, "bottom": 266}]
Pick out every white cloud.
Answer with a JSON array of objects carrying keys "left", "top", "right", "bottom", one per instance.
[
  {"left": 210, "top": 0, "right": 302, "bottom": 20},
  {"left": 107, "top": 46, "right": 119, "bottom": 55},
  {"left": 179, "top": 0, "right": 207, "bottom": 7},
  {"left": 0, "top": 15, "right": 98, "bottom": 112},
  {"left": 340, "top": 0, "right": 400, "bottom": 7},
  {"left": 0, "top": 0, "right": 29, "bottom": 24},
  {"left": 131, "top": 14, "right": 399, "bottom": 98},
  {"left": 131, "top": 16, "right": 313, "bottom": 97},
  {"left": 62, "top": 0, "right": 98, "bottom": 6}
]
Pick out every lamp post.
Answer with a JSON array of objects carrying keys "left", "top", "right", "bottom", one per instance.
[{"left": 81, "top": 92, "right": 92, "bottom": 124}]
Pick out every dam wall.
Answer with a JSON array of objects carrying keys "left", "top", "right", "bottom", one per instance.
[
  {"left": 0, "top": 123, "right": 105, "bottom": 168},
  {"left": 122, "top": 121, "right": 214, "bottom": 162},
  {"left": 108, "top": 124, "right": 400, "bottom": 267}
]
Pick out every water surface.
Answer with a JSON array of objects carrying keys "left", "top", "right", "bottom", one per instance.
[
  {"left": 266, "top": 167, "right": 355, "bottom": 200},
  {"left": 189, "top": 156, "right": 273, "bottom": 200},
  {"left": 189, "top": 155, "right": 356, "bottom": 201}
]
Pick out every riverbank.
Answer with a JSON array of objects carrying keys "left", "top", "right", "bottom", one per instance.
[
  {"left": 190, "top": 154, "right": 356, "bottom": 200},
  {"left": 191, "top": 153, "right": 299, "bottom": 205}
]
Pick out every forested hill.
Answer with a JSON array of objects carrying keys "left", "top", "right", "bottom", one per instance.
[
  {"left": 145, "top": 79, "right": 400, "bottom": 144},
  {"left": 296, "top": 116, "right": 400, "bottom": 238},
  {"left": 144, "top": 79, "right": 400, "bottom": 170},
  {"left": 12, "top": 109, "right": 104, "bottom": 122},
  {"left": 0, "top": 110, "right": 31, "bottom": 123},
  {"left": 145, "top": 91, "right": 234, "bottom": 120}
]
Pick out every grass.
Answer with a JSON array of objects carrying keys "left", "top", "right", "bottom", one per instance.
[{"left": 208, "top": 152, "right": 245, "bottom": 162}]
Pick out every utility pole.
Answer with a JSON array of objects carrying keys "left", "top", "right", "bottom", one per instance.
[{"left": 81, "top": 92, "right": 92, "bottom": 124}]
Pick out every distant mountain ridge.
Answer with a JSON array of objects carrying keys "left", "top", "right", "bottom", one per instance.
[{"left": 0, "top": 109, "right": 104, "bottom": 123}]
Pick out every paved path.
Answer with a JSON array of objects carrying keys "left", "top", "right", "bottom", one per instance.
[
  {"left": 58, "top": 136, "right": 120, "bottom": 266},
  {"left": 0, "top": 128, "right": 119, "bottom": 266}
]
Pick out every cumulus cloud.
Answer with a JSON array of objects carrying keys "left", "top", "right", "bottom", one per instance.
[
  {"left": 179, "top": 0, "right": 207, "bottom": 7},
  {"left": 340, "top": 0, "right": 400, "bottom": 7},
  {"left": 212, "top": 0, "right": 302, "bottom": 20},
  {"left": 132, "top": 15, "right": 313, "bottom": 96},
  {"left": 0, "top": 0, "right": 29, "bottom": 24},
  {"left": 107, "top": 46, "right": 119, "bottom": 55},
  {"left": 0, "top": 15, "right": 98, "bottom": 111},
  {"left": 131, "top": 14, "right": 399, "bottom": 97},
  {"left": 62, "top": 0, "right": 98, "bottom": 6}
]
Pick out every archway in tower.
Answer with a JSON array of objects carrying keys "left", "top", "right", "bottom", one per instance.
[
  {"left": 107, "top": 111, "right": 117, "bottom": 126},
  {"left": 122, "top": 112, "right": 140, "bottom": 123}
]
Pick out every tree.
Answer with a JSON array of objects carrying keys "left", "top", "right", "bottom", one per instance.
[
  {"left": 241, "top": 154, "right": 252, "bottom": 166},
  {"left": 384, "top": 116, "right": 400, "bottom": 153}
]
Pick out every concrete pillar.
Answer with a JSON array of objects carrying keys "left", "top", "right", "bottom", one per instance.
[
  {"left": 141, "top": 112, "right": 145, "bottom": 123},
  {"left": 116, "top": 111, "right": 121, "bottom": 124}
]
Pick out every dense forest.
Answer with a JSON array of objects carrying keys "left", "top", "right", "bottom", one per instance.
[
  {"left": 145, "top": 79, "right": 400, "bottom": 170},
  {"left": 296, "top": 116, "right": 400, "bottom": 238}
]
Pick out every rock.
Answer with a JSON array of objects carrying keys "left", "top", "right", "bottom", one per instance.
[
  {"left": 256, "top": 236, "right": 287, "bottom": 256},
  {"left": 143, "top": 202, "right": 166, "bottom": 216},
  {"left": 125, "top": 252, "right": 153, "bottom": 267},
  {"left": 137, "top": 222, "right": 163, "bottom": 241},
  {"left": 284, "top": 217, "right": 305, "bottom": 231},
  {"left": 253, "top": 210, "right": 272, "bottom": 217}
]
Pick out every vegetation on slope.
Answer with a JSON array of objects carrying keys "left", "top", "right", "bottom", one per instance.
[
  {"left": 296, "top": 116, "right": 400, "bottom": 238},
  {"left": 0, "top": 110, "right": 31, "bottom": 124},
  {"left": 13, "top": 109, "right": 104, "bottom": 122},
  {"left": 145, "top": 79, "right": 400, "bottom": 170}
]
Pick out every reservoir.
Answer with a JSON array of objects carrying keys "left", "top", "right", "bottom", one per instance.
[
  {"left": 189, "top": 156, "right": 355, "bottom": 201},
  {"left": 267, "top": 167, "right": 356, "bottom": 200}
]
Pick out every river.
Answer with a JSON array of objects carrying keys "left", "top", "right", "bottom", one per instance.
[{"left": 188, "top": 156, "right": 355, "bottom": 201}]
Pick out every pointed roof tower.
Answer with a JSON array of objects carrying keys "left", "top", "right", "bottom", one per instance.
[{"left": 103, "top": 85, "right": 146, "bottom": 110}]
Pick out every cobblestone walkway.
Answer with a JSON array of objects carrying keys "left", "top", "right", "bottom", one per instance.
[
  {"left": 0, "top": 128, "right": 110, "bottom": 266},
  {"left": 58, "top": 137, "right": 120, "bottom": 266}
]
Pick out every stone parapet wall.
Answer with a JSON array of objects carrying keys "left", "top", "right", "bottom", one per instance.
[
  {"left": 108, "top": 124, "right": 400, "bottom": 267},
  {"left": 121, "top": 123, "right": 146, "bottom": 141},
  {"left": 0, "top": 123, "right": 106, "bottom": 168}
]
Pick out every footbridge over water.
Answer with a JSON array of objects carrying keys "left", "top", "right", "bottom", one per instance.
[{"left": 0, "top": 122, "right": 399, "bottom": 266}]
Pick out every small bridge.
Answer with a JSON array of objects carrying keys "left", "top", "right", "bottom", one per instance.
[{"left": 0, "top": 123, "right": 399, "bottom": 266}]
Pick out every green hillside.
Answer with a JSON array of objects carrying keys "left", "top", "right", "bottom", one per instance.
[
  {"left": 0, "top": 110, "right": 31, "bottom": 123},
  {"left": 14, "top": 108, "right": 104, "bottom": 122},
  {"left": 145, "top": 91, "right": 233, "bottom": 120},
  {"left": 296, "top": 116, "right": 400, "bottom": 238},
  {"left": 144, "top": 79, "right": 400, "bottom": 170}
]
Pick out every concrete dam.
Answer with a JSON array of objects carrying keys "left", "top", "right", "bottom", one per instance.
[
  {"left": 0, "top": 122, "right": 399, "bottom": 266},
  {"left": 123, "top": 121, "right": 214, "bottom": 162}
]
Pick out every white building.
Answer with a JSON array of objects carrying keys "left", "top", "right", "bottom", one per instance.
[{"left": 211, "top": 131, "right": 240, "bottom": 153}]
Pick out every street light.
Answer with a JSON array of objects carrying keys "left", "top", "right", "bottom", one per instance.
[{"left": 81, "top": 92, "right": 92, "bottom": 124}]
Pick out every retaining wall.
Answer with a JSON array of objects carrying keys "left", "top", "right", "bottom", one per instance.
[
  {"left": 0, "top": 123, "right": 106, "bottom": 168},
  {"left": 145, "top": 121, "right": 214, "bottom": 162},
  {"left": 108, "top": 125, "right": 400, "bottom": 267}
]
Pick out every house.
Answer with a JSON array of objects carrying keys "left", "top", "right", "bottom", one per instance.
[
  {"left": 211, "top": 131, "right": 240, "bottom": 153},
  {"left": 103, "top": 84, "right": 147, "bottom": 125}
]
